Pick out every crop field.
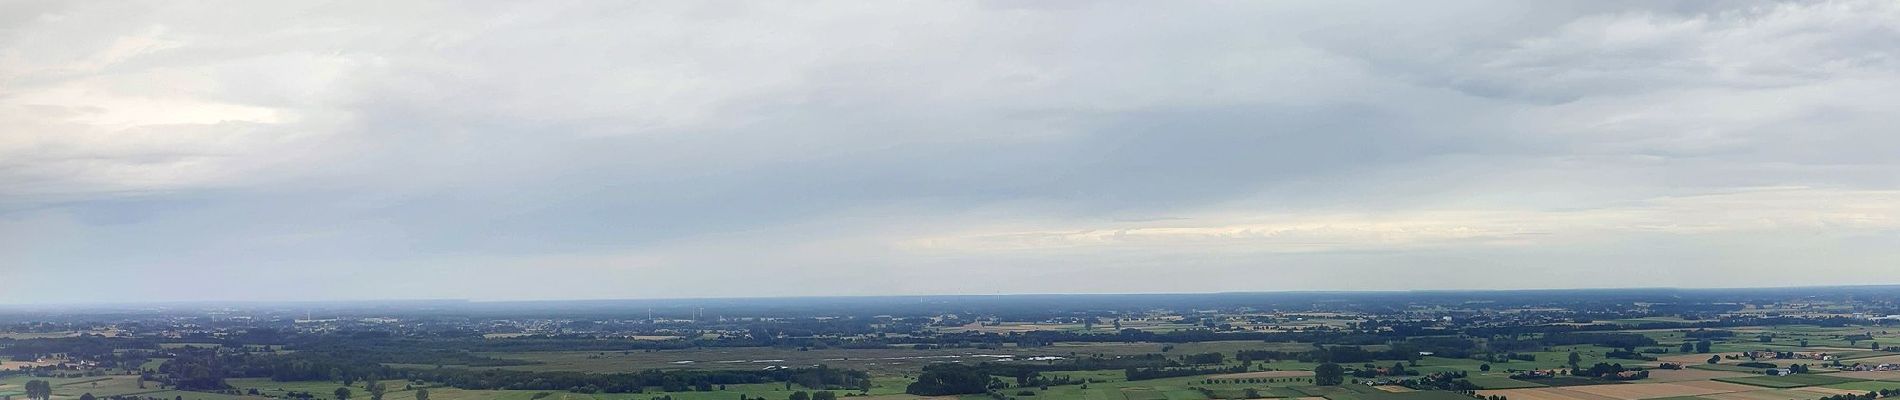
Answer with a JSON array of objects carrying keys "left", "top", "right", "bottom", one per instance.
[
  {"left": 1643, "top": 370, "right": 1758, "bottom": 383},
  {"left": 1464, "top": 376, "right": 1547, "bottom": 390},
  {"left": 1696, "top": 389, "right": 1830, "bottom": 400},
  {"left": 1689, "top": 365, "right": 1770, "bottom": 373},
  {"left": 1206, "top": 371, "right": 1313, "bottom": 379},
  {"left": 1562, "top": 382, "right": 1761, "bottom": 400},
  {"left": 1830, "top": 371, "right": 1900, "bottom": 382},
  {"left": 1480, "top": 382, "right": 1761, "bottom": 400},
  {"left": 1713, "top": 375, "right": 1867, "bottom": 389},
  {"left": 0, "top": 375, "right": 174, "bottom": 400},
  {"left": 1819, "top": 380, "right": 1900, "bottom": 393}
]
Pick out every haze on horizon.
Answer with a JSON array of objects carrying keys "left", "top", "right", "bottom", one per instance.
[{"left": 4, "top": 1, "right": 1899, "bottom": 305}]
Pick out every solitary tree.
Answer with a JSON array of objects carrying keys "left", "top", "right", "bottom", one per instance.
[
  {"left": 1567, "top": 352, "right": 1582, "bottom": 369},
  {"left": 1480, "top": 364, "right": 1492, "bottom": 372},
  {"left": 336, "top": 387, "right": 353, "bottom": 400},
  {"left": 80, "top": 394, "right": 95, "bottom": 400},
  {"left": 1707, "top": 355, "right": 1721, "bottom": 364},
  {"left": 1314, "top": 363, "right": 1345, "bottom": 386},
  {"left": 24, "top": 380, "right": 50, "bottom": 400},
  {"left": 1695, "top": 340, "right": 1712, "bottom": 353},
  {"left": 416, "top": 389, "right": 430, "bottom": 400},
  {"left": 789, "top": 391, "right": 810, "bottom": 400},
  {"left": 369, "top": 382, "right": 388, "bottom": 400}
]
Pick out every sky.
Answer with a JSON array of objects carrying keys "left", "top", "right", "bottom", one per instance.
[{"left": 3, "top": 1, "right": 1899, "bottom": 304}]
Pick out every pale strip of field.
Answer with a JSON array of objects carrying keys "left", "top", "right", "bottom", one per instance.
[
  {"left": 1210, "top": 371, "right": 1314, "bottom": 379},
  {"left": 1671, "top": 381, "right": 1769, "bottom": 392},
  {"left": 1560, "top": 382, "right": 1760, "bottom": 400},
  {"left": 1791, "top": 387, "right": 1866, "bottom": 396},
  {"left": 1375, "top": 386, "right": 1416, "bottom": 393},
  {"left": 1477, "top": 388, "right": 1623, "bottom": 400},
  {"left": 1832, "top": 371, "right": 1900, "bottom": 381},
  {"left": 1702, "top": 389, "right": 1827, "bottom": 400},
  {"left": 1645, "top": 369, "right": 1758, "bottom": 383}
]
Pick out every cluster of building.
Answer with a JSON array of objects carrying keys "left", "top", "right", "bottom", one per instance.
[{"left": 1739, "top": 350, "right": 1837, "bottom": 361}]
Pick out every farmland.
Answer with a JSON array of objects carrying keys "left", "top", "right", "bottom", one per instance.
[{"left": 2, "top": 289, "right": 1900, "bottom": 400}]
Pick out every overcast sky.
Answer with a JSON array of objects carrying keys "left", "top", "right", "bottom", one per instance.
[{"left": 3, "top": 1, "right": 1899, "bottom": 304}]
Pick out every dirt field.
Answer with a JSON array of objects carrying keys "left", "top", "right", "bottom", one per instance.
[
  {"left": 1209, "top": 371, "right": 1314, "bottom": 379},
  {"left": 1561, "top": 382, "right": 1761, "bottom": 400},
  {"left": 1645, "top": 369, "right": 1759, "bottom": 383},
  {"left": 1671, "top": 381, "right": 1771, "bottom": 392},
  {"left": 1702, "top": 389, "right": 1828, "bottom": 400}
]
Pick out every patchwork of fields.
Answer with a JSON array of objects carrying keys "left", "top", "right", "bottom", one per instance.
[{"left": 10, "top": 324, "right": 1900, "bottom": 400}]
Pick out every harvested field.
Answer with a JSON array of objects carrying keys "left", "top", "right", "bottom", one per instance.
[
  {"left": 1701, "top": 390, "right": 1828, "bottom": 400},
  {"left": 1645, "top": 370, "right": 1759, "bottom": 383},
  {"left": 1673, "top": 382, "right": 1774, "bottom": 392},
  {"left": 1476, "top": 388, "right": 1621, "bottom": 400},
  {"left": 1210, "top": 370, "right": 1314, "bottom": 379},
  {"left": 1375, "top": 386, "right": 1416, "bottom": 393},
  {"left": 1561, "top": 382, "right": 1760, "bottom": 400}
]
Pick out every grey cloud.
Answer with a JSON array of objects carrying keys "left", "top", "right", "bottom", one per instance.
[{"left": 3, "top": 1, "right": 1900, "bottom": 302}]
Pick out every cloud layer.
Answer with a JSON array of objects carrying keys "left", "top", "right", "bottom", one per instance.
[{"left": 3, "top": 1, "right": 1899, "bottom": 303}]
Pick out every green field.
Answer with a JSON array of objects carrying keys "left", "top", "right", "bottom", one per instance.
[
  {"left": 0, "top": 375, "right": 171, "bottom": 399},
  {"left": 1463, "top": 375, "right": 1546, "bottom": 389},
  {"left": 1824, "top": 380, "right": 1900, "bottom": 392},
  {"left": 1689, "top": 364, "right": 1768, "bottom": 373}
]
